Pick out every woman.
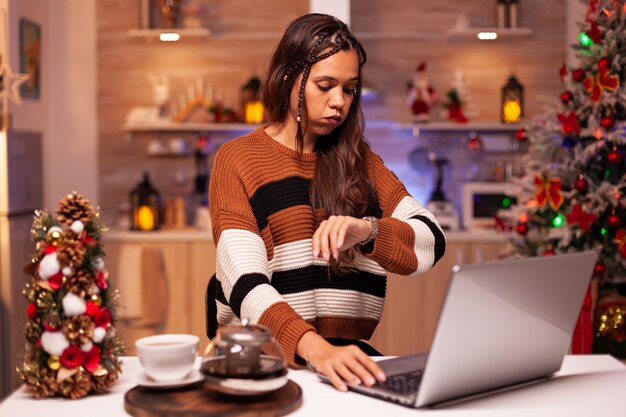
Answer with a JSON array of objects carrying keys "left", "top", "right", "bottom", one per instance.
[{"left": 209, "top": 13, "right": 446, "bottom": 392}]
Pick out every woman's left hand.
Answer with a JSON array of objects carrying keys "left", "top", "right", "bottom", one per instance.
[{"left": 312, "top": 215, "right": 371, "bottom": 261}]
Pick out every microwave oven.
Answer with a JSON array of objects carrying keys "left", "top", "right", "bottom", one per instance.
[{"left": 461, "top": 182, "right": 519, "bottom": 230}]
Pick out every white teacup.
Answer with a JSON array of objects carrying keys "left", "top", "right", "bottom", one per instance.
[{"left": 136, "top": 334, "right": 199, "bottom": 382}]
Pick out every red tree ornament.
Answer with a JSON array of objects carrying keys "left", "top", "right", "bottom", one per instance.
[
  {"left": 607, "top": 213, "right": 621, "bottom": 228},
  {"left": 566, "top": 203, "right": 598, "bottom": 231},
  {"left": 516, "top": 222, "right": 529, "bottom": 235},
  {"left": 560, "top": 91, "right": 573, "bottom": 103},
  {"left": 601, "top": 115, "right": 615, "bottom": 129},
  {"left": 534, "top": 175, "right": 564, "bottom": 211},
  {"left": 594, "top": 261, "right": 606, "bottom": 277},
  {"left": 544, "top": 248, "right": 556, "bottom": 256},
  {"left": 574, "top": 176, "right": 589, "bottom": 194},
  {"left": 607, "top": 148, "right": 623, "bottom": 165},
  {"left": 26, "top": 303, "right": 37, "bottom": 320},
  {"left": 572, "top": 68, "right": 585, "bottom": 82},
  {"left": 557, "top": 112, "right": 580, "bottom": 136},
  {"left": 60, "top": 346, "right": 84, "bottom": 369},
  {"left": 515, "top": 128, "right": 526, "bottom": 142},
  {"left": 616, "top": 229, "right": 626, "bottom": 258}
]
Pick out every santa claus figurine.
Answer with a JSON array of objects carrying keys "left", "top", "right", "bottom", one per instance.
[{"left": 406, "top": 62, "right": 437, "bottom": 122}]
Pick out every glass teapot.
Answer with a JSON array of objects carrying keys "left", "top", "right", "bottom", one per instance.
[{"left": 201, "top": 318, "right": 288, "bottom": 396}]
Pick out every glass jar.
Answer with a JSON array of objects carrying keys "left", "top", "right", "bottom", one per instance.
[{"left": 201, "top": 319, "right": 288, "bottom": 396}]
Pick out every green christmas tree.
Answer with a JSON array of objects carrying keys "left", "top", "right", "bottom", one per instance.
[
  {"left": 17, "top": 192, "right": 124, "bottom": 399},
  {"left": 502, "top": 0, "right": 626, "bottom": 357}
]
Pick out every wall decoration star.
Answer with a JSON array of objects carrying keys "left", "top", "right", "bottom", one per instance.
[{"left": 0, "top": 62, "right": 30, "bottom": 105}]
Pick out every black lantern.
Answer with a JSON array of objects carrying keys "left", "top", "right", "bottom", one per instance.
[
  {"left": 241, "top": 77, "right": 264, "bottom": 124},
  {"left": 130, "top": 172, "right": 162, "bottom": 231},
  {"left": 501, "top": 74, "right": 524, "bottom": 124}
]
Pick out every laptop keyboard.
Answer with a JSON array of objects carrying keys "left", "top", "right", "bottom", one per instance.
[{"left": 376, "top": 369, "right": 423, "bottom": 395}]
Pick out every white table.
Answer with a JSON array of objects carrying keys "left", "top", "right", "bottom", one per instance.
[{"left": 1, "top": 355, "right": 625, "bottom": 416}]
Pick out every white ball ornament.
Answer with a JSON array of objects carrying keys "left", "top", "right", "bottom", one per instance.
[
  {"left": 71, "top": 220, "right": 85, "bottom": 235},
  {"left": 39, "top": 252, "right": 60, "bottom": 280},
  {"left": 41, "top": 331, "right": 70, "bottom": 357},
  {"left": 62, "top": 266, "right": 72, "bottom": 277},
  {"left": 93, "top": 327, "right": 106, "bottom": 343},
  {"left": 62, "top": 292, "right": 87, "bottom": 317},
  {"left": 93, "top": 256, "right": 105, "bottom": 271},
  {"left": 81, "top": 341, "right": 94, "bottom": 352}
]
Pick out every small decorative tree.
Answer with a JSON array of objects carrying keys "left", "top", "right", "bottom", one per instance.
[{"left": 17, "top": 192, "right": 124, "bottom": 399}]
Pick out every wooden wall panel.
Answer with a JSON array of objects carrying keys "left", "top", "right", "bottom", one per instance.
[{"left": 97, "top": 0, "right": 566, "bottom": 222}]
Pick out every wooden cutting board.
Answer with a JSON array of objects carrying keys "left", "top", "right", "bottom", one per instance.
[{"left": 124, "top": 380, "right": 303, "bottom": 417}]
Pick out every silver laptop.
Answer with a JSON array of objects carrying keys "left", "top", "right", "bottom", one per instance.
[{"left": 319, "top": 250, "right": 597, "bottom": 408}]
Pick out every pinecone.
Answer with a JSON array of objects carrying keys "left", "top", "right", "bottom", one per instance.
[
  {"left": 62, "top": 315, "right": 95, "bottom": 345},
  {"left": 56, "top": 238, "right": 86, "bottom": 271},
  {"left": 56, "top": 192, "right": 95, "bottom": 226},
  {"left": 66, "top": 269, "right": 94, "bottom": 296},
  {"left": 23, "top": 366, "right": 59, "bottom": 399},
  {"left": 24, "top": 320, "right": 42, "bottom": 344},
  {"left": 59, "top": 369, "right": 92, "bottom": 399},
  {"left": 92, "top": 368, "right": 119, "bottom": 393}
]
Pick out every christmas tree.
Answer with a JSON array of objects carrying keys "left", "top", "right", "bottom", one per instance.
[
  {"left": 503, "top": 0, "right": 625, "bottom": 358},
  {"left": 17, "top": 192, "right": 124, "bottom": 399}
]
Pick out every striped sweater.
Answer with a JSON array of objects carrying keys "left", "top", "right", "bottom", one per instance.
[{"left": 209, "top": 127, "right": 446, "bottom": 364}]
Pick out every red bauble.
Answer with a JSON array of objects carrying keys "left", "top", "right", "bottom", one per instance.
[
  {"left": 543, "top": 249, "right": 556, "bottom": 256},
  {"left": 572, "top": 68, "right": 585, "bottom": 82},
  {"left": 574, "top": 176, "right": 589, "bottom": 194},
  {"left": 516, "top": 222, "right": 528, "bottom": 235},
  {"left": 598, "top": 57, "right": 610, "bottom": 69},
  {"left": 515, "top": 128, "right": 526, "bottom": 142},
  {"left": 593, "top": 261, "right": 606, "bottom": 277},
  {"left": 607, "top": 213, "right": 621, "bottom": 228},
  {"left": 560, "top": 91, "right": 573, "bottom": 103},
  {"left": 95, "top": 308, "right": 112, "bottom": 328},
  {"left": 607, "top": 148, "right": 623, "bottom": 165},
  {"left": 85, "top": 301, "right": 101, "bottom": 318},
  {"left": 60, "top": 346, "right": 84, "bottom": 369},
  {"left": 600, "top": 116, "right": 615, "bottom": 129},
  {"left": 82, "top": 345, "right": 101, "bottom": 373},
  {"left": 466, "top": 133, "right": 483, "bottom": 152},
  {"left": 26, "top": 303, "right": 37, "bottom": 320}
]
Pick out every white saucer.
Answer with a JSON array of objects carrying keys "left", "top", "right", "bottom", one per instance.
[{"left": 136, "top": 369, "right": 204, "bottom": 389}]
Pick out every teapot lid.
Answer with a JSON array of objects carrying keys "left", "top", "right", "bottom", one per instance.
[{"left": 219, "top": 318, "right": 271, "bottom": 344}]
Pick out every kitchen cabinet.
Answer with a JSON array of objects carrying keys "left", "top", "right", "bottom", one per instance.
[
  {"left": 105, "top": 229, "right": 511, "bottom": 356},
  {"left": 369, "top": 232, "right": 512, "bottom": 355}
]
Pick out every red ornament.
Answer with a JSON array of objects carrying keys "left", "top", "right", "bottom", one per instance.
[
  {"left": 515, "top": 128, "right": 526, "bottom": 142},
  {"left": 60, "top": 346, "right": 84, "bottom": 369},
  {"left": 574, "top": 176, "right": 589, "bottom": 194},
  {"left": 593, "top": 261, "right": 606, "bottom": 277},
  {"left": 516, "top": 222, "right": 528, "bottom": 235},
  {"left": 43, "top": 319, "right": 59, "bottom": 332},
  {"left": 48, "top": 272, "right": 64, "bottom": 291},
  {"left": 600, "top": 116, "right": 615, "bottom": 129},
  {"left": 26, "top": 303, "right": 37, "bottom": 320},
  {"left": 607, "top": 148, "right": 623, "bottom": 165},
  {"left": 44, "top": 245, "right": 57, "bottom": 255},
  {"left": 566, "top": 203, "right": 597, "bottom": 231},
  {"left": 572, "top": 68, "right": 585, "bottom": 82},
  {"left": 95, "top": 271, "right": 108, "bottom": 290},
  {"left": 597, "top": 56, "right": 610, "bottom": 69},
  {"left": 543, "top": 248, "right": 556, "bottom": 256},
  {"left": 560, "top": 91, "right": 573, "bottom": 103},
  {"left": 466, "top": 133, "right": 483, "bottom": 152},
  {"left": 607, "top": 213, "right": 621, "bottom": 228},
  {"left": 557, "top": 112, "right": 580, "bottom": 136},
  {"left": 95, "top": 308, "right": 112, "bottom": 328},
  {"left": 82, "top": 345, "right": 101, "bottom": 373},
  {"left": 85, "top": 301, "right": 101, "bottom": 318}
]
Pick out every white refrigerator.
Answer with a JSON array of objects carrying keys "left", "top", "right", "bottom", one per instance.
[{"left": 0, "top": 130, "right": 43, "bottom": 400}]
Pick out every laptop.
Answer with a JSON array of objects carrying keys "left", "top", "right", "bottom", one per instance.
[{"left": 319, "top": 250, "right": 598, "bottom": 408}]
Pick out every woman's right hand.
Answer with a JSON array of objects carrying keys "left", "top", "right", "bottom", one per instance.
[{"left": 297, "top": 332, "right": 386, "bottom": 392}]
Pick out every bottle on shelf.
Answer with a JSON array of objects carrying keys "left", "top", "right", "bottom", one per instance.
[
  {"left": 496, "top": 0, "right": 509, "bottom": 28},
  {"left": 508, "top": 0, "right": 520, "bottom": 29}
]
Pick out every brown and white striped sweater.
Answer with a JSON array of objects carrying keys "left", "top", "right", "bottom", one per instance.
[{"left": 209, "top": 127, "right": 446, "bottom": 365}]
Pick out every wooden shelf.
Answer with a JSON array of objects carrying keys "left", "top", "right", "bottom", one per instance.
[
  {"left": 445, "top": 27, "right": 532, "bottom": 41},
  {"left": 366, "top": 120, "right": 522, "bottom": 132},
  {"left": 123, "top": 121, "right": 260, "bottom": 133},
  {"left": 127, "top": 28, "right": 210, "bottom": 41}
]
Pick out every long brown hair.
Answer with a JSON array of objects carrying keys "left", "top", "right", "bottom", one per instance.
[{"left": 262, "top": 14, "right": 378, "bottom": 273}]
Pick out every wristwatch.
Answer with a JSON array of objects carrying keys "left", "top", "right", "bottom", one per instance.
[{"left": 359, "top": 216, "right": 378, "bottom": 245}]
